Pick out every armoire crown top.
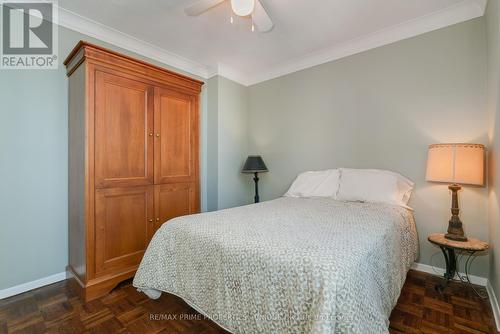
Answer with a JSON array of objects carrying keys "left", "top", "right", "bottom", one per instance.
[{"left": 64, "top": 40, "right": 204, "bottom": 94}]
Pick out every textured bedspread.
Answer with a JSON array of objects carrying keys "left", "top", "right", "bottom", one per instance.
[{"left": 133, "top": 197, "right": 418, "bottom": 334}]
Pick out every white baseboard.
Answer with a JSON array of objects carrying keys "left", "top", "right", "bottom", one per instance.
[
  {"left": 412, "top": 262, "right": 500, "bottom": 331},
  {"left": 0, "top": 272, "right": 68, "bottom": 300},
  {"left": 486, "top": 281, "right": 500, "bottom": 331},
  {"left": 411, "top": 262, "right": 488, "bottom": 286}
]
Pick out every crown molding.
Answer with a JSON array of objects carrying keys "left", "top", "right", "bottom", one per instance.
[
  {"left": 56, "top": 5, "right": 211, "bottom": 79},
  {"left": 205, "top": 64, "right": 252, "bottom": 86},
  {"left": 244, "top": 0, "right": 487, "bottom": 86},
  {"left": 55, "top": 0, "right": 486, "bottom": 87},
  {"left": 215, "top": 63, "right": 253, "bottom": 86}
]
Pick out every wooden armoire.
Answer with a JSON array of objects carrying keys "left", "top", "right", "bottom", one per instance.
[{"left": 65, "top": 41, "right": 203, "bottom": 301}]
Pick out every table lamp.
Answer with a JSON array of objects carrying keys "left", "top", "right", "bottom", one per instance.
[
  {"left": 242, "top": 155, "right": 268, "bottom": 203},
  {"left": 425, "top": 143, "right": 485, "bottom": 241}
]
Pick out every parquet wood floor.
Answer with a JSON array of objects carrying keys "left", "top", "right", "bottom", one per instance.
[
  {"left": 0, "top": 270, "right": 497, "bottom": 333},
  {"left": 389, "top": 270, "right": 498, "bottom": 334}
]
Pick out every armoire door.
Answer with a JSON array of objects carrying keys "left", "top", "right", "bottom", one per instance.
[
  {"left": 154, "top": 87, "right": 198, "bottom": 184},
  {"left": 154, "top": 183, "right": 196, "bottom": 232},
  {"left": 95, "top": 70, "right": 154, "bottom": 188},
  {"left": 95, "top": 186, "right": 154, "bottom": 276}
]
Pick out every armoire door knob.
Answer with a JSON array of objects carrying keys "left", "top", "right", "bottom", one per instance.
[
  {"left": 148, "top": 219, "right": 153, "bottom": 222},
  {"left": 149, "top": 133, "right": 153, "bottom": 137},
  {"left": 156, "top": 133, "right": 160, "bottom": 137},
  {"left": 156, "top": 218, "right": 160, "bottom": 222}
]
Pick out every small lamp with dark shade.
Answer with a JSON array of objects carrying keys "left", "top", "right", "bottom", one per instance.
[
  {"left": 242, "top": 155, "right": 268, "bottom": 203},
  {"left": 425, "top": 143, "right": 485, "bottom": 241}
]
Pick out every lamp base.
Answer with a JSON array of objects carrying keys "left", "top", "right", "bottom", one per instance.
[
  {"left": 445, "top": 233, "right": 468, "bottom": 242},
  {"left": 445, "top": 184, "right": 467, "bottom": 242},
  {"left": 253, "top": 172, "right": 260, "bottom": 203}
]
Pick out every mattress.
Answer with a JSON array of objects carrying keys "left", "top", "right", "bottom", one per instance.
[{"left": 133, "top": 197, "right": 418, "bottom": 334}]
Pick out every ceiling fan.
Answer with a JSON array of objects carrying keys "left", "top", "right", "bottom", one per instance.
[{"left": 185, "top": 0, "right": 274, "bottom": 32}]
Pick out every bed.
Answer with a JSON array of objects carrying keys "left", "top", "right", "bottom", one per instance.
[{"left": 133, "top": 196, "right": 418, "bottom": 334}]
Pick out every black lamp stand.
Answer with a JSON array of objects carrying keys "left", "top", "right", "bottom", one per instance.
[
  {"left": 253, "top": 172, "right": 260, "bottom": 203},
  {"left": 241, "top": 155, "right": 268, "bottom": 204}
]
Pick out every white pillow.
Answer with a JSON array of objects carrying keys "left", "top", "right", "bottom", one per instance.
[
  {"left": 337, "top": 169, "right": 401, "bottom": 205},
  {"left": 392, "top": 172, "right": 414, "bottom": 205},
  {"left": 285, "top": 169, "right": 340, "bottom": 198},
  {"left": 338, "top": 168, "right": 414, "bottom": 206},
  {"left": 371, "top": 169, "right": 414, "bottom": 205}
]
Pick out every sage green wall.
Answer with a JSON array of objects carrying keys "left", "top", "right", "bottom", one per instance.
[
  {"left": 0, "top": 24, "right": 210, "bottom": 290},
  {"left": 203, "top": 75, "right": 253, "bottom": 211},
  {"left": 217, "top": 77, "right": 253, "bottom": 209},
  {"left": 486, "top": 0, "right": 500, "bottom": 300},
  {"left": 0, "top": 13, "right": 493, "bottom": 292},
  {"left": 247, "top": 18, "right": 490, "bottom": 276},
  {"left": 206, "top": 76, "right": 220, "bottom": 211}
]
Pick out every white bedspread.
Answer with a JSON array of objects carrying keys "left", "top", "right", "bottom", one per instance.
[{"left": 133, "top": 197, "right": 418, "bottom": 334}]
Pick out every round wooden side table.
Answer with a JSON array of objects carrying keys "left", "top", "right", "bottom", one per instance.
[{"left": 428, "top": 233, "right": 488, "bottom": 297}]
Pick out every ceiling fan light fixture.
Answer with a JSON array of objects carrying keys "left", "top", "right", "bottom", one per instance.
[{"left": 231, "top": 0, "right": 255, "bottom": 16}]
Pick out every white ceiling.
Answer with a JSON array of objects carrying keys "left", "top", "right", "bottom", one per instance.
[{"left": 57, "top": 0, "right": 487, "bottom": 85}]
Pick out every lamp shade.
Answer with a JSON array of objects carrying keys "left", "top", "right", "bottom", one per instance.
[
  {"left": 426, "top": 143, "right": 485, "bottom": 186},
  {"left": 242, "top": 155, "right": 268, "bottom": 173}
]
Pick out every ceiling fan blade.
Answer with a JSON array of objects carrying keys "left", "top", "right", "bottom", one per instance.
[
  {"left": 185, "top": 0, "right": 226, "bottom": 16},
  {"left": 251, "top": 0, "right": 273, "bottom": 32}
]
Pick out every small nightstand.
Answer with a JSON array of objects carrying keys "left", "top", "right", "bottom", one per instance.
[{"left": 428, "top": 233, "right": 488, "bottom": 297}]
